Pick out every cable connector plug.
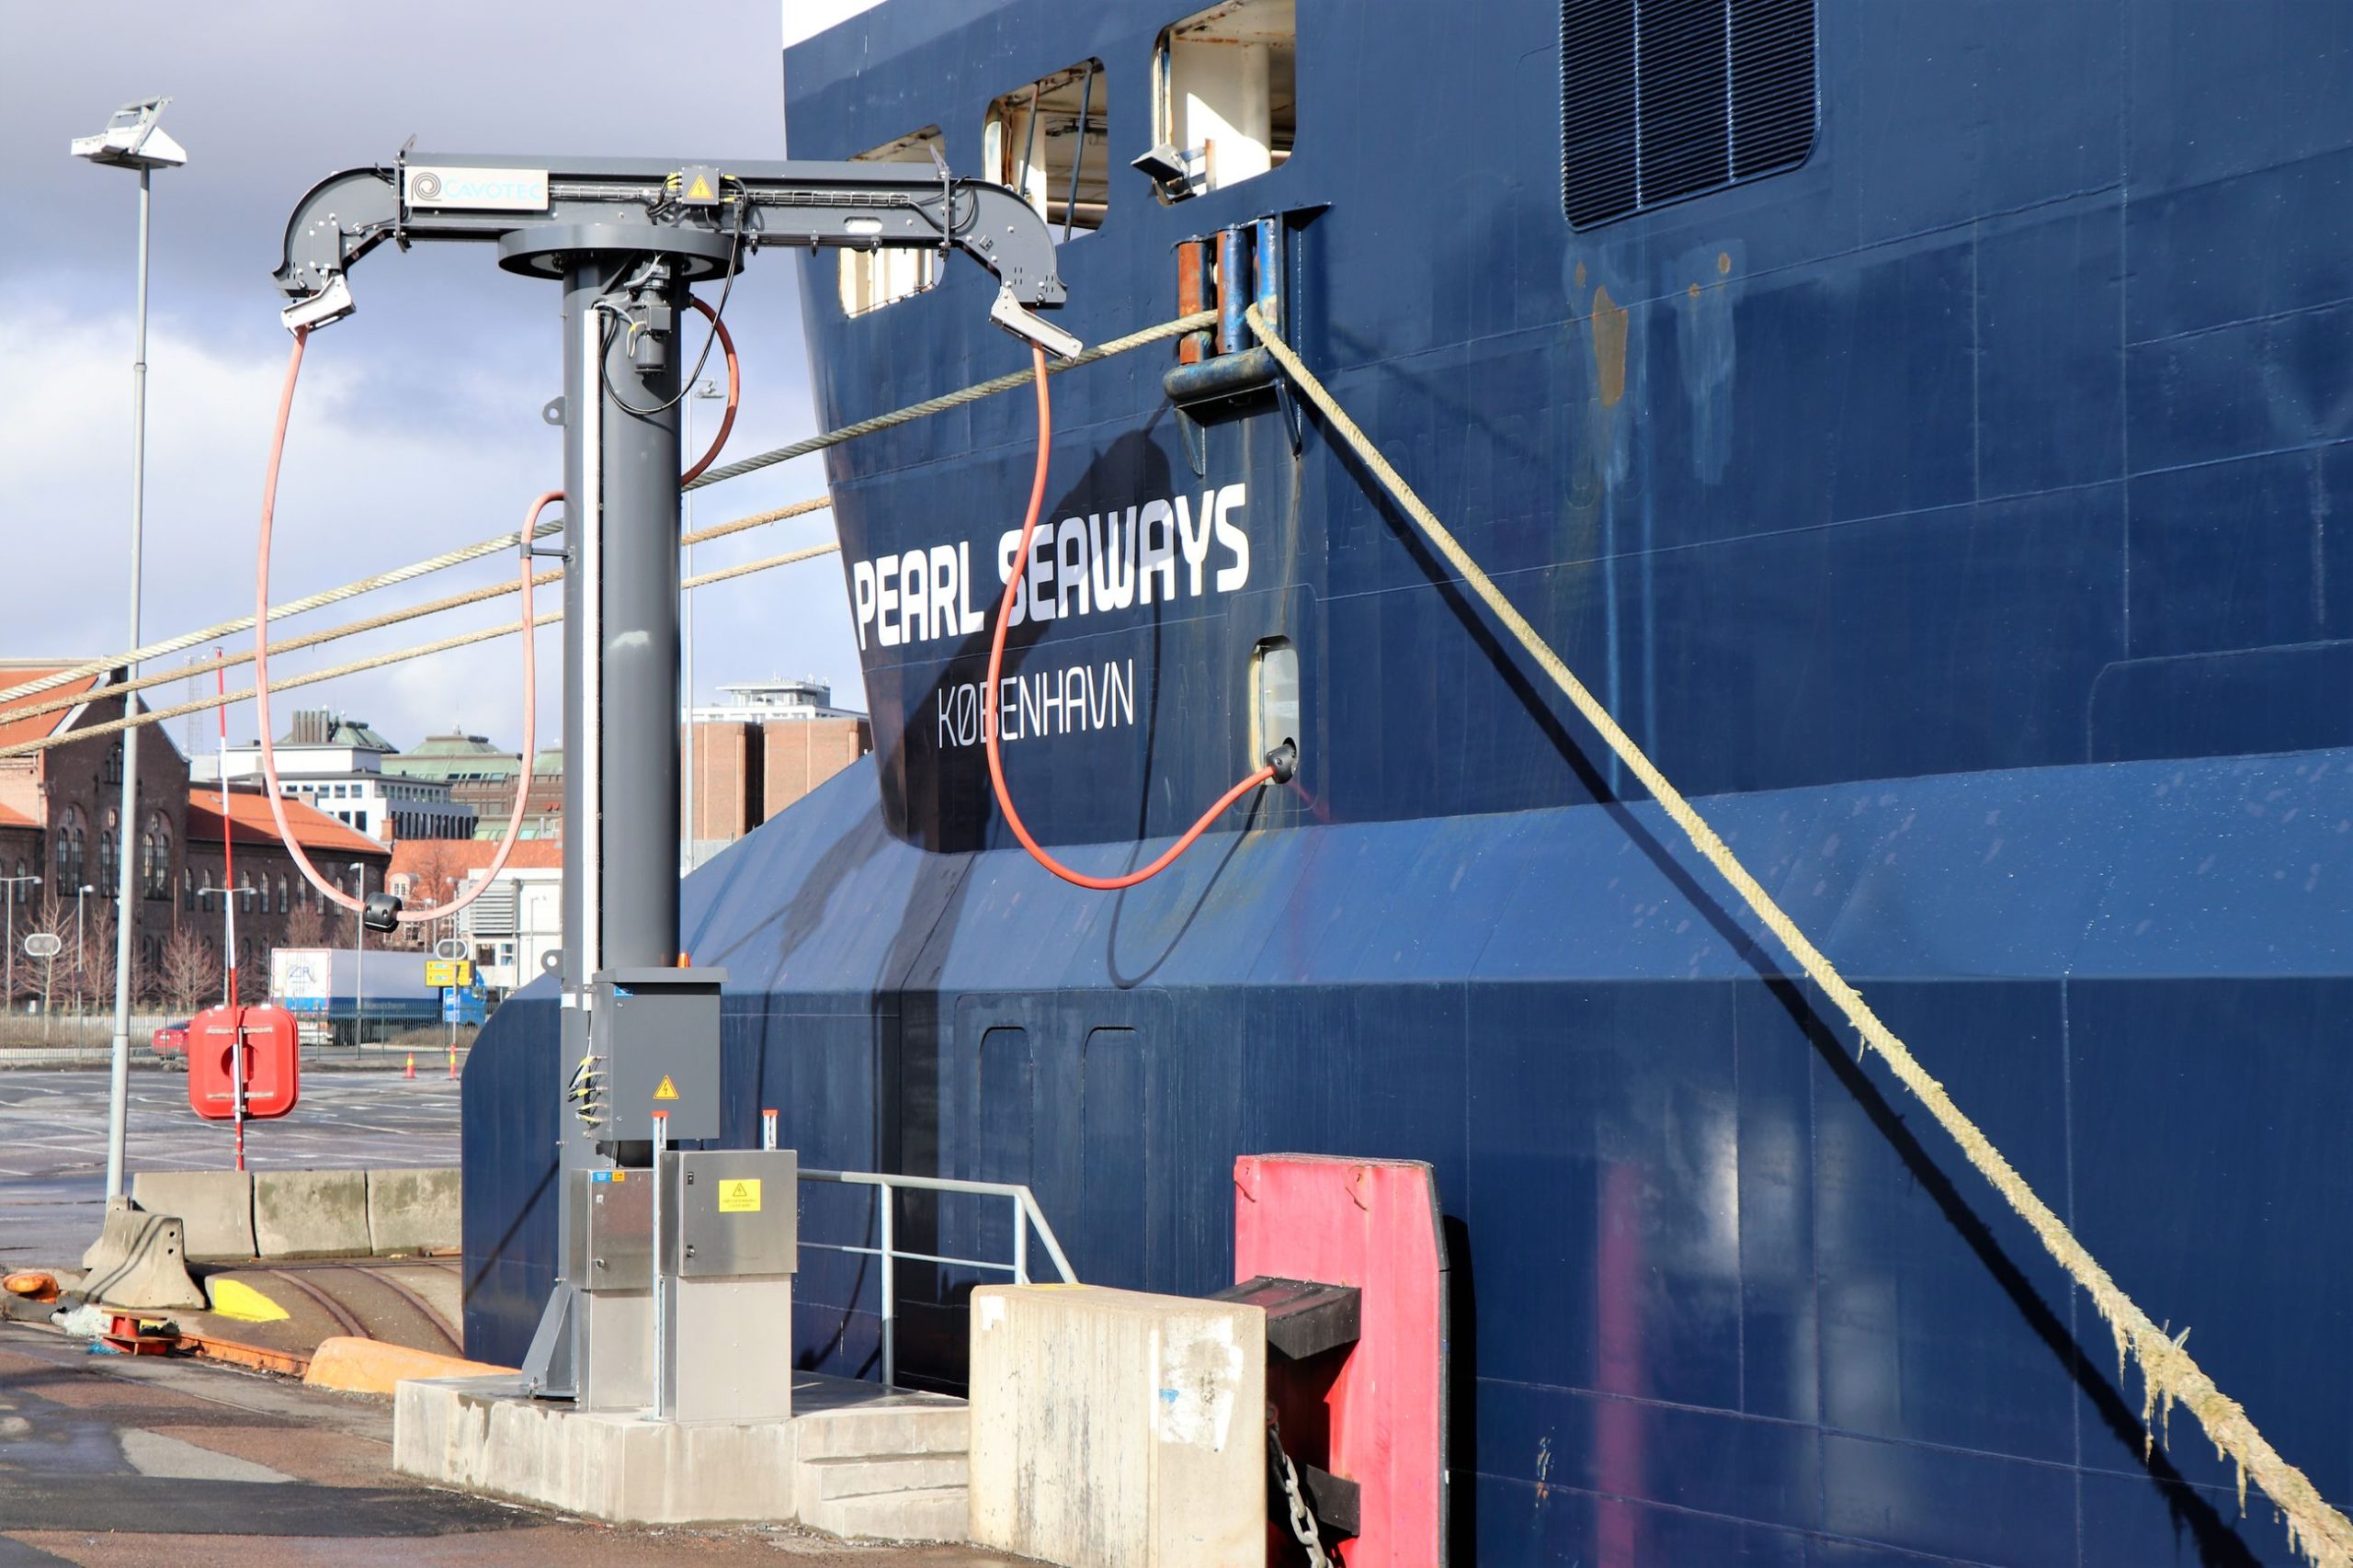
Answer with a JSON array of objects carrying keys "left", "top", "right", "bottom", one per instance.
[{"left": 1265, "top": 739, "right": 1299, "bottom": 785}]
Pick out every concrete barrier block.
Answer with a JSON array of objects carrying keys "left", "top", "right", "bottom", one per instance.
[
  {"left": 969, "top": 1283, "right": 1265, "bottom": 1567},
  {"left": 367, "top": 1167, "right": 461, "bottom": 1256},
  {"left": 253, "top": 1169, "right": 371, "bottom": 1259},
  {"left": 130, "top": 1170, "right": 256, "bottom": 1260},
  {"left": 77, "top": 1199, "right": 205, "bottom": 1311}
]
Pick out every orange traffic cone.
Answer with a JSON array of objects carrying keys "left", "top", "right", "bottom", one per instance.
[
  {"left": 447, "top": 1047, "right": 458, "bottom": 1079},
  {"left": 404, "top": 1053, "right": 415, "bottom": 1079}
]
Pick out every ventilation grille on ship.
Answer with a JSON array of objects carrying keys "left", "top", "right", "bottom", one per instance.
[{"left": 1562, "top": 0, "right": 1817, "bottom": 229}]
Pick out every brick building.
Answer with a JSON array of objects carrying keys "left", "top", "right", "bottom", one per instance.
[
  {"left": 684, "top": 678, "right": 870, "bottom": 867},
  {"left": 182, "top": 784, "right": 392, "bottom": 981},
  {"left": 0, "top": 661, "right": 190, "bottom": 1004}
]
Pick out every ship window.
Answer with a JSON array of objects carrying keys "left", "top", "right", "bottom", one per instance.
[
  {"left": 1561, "top": 0, "right": 1816, "bottom": 229},
  {"left": 1150, "top": 0, "right": 1296, "bottom": 201},
  {"left": 837, "top": 126, "right": 945, "bottom": 317},
  {"left": 983, "top": 59, "right": 1110, "bottom": 240}
]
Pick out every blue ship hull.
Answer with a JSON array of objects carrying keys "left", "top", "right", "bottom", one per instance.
[{"left": 464, "top": 3, "right": 2353, "bottom": 1562}]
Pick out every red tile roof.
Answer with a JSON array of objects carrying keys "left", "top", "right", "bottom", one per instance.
[
  {"left": 0, "top": 802, "right": 36, "bottom": 830},
  {"left": 388, "top": 837, "right": 563, "bottom": 883},
  {"left": 0, "top": 667, "right": 102, "bottom": 751},
  {"left": 186, "top": 785, "right": 386, "bottom": 858}
]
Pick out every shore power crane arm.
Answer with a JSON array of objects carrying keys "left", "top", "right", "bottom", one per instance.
[{"left": 272, "top": 151, "right": 1080, "bottom": 357}]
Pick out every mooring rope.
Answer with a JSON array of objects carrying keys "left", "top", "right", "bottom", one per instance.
[
  {"left": 3, "top": 307, "right": 1216, "bottom": 733},
  {"left": 0, "top": 542, "right": 844, "bottom": 761},
  {"left": 1243, "top": 301, "right": 2353, "bottom": 1567},
  {"left": 684, "top": 309, "right": 1218, "bottom": 490},
  {"left": 0, "top": 496, "right": 836, "bottom": 737}
]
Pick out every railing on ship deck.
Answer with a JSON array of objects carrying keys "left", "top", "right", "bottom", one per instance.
[{"left": 797, "top": 1168, "right": 1077, "bottom": 1389}]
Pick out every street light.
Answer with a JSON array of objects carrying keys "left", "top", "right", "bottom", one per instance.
[
  {"left": 74, "top": 96, "right": 186, "bottom": 1204},
  {"left": 73, "top": 884, "right": 96, "bottom": 1025},
  {"left": 682, "top": 377, "right": 722, "bottom": 876},
  {"left": 1, "top": 872, "right": 39, "bottom": 1017},
  {"left": 348, "top": 860, "right": 366, "bottom": 1053}
]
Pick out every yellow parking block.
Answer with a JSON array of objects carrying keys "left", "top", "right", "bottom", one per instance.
[
  {"left": 205, "top": 1278, "right": 290, "bottom": 1324},
  {"left": 302, "top": 1336, "right": 514, "bottom": 1396}
]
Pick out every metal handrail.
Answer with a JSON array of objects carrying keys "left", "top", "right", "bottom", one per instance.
[{"left": 798, "top": 1166, "right": 1076, "bottom": 1388}]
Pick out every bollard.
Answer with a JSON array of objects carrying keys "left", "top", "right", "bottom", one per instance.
[{"left": 403, "top": 1053, "right": 415, "bottom": 1080}]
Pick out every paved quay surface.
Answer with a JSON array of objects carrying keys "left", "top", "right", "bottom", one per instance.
[
  {"left": 0, "top": 1323, "right": 1030, "bottom": 1566},
  {"left": 0, "top": 1066, "right": 1035, "bottom": 1567},
  {"left": 0, "top": 1068, "right": 461, "bottom": 1270}
]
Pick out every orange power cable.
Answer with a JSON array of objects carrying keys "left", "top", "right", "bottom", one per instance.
[
  {"left": 983, "top": 345, "right": 1277, "bottom": 890},
  {"left": 252, "top": 326, "right": 541, "bottom": 926},
  {"left": 677, "top": 294, "right": 739, "bottom": 485}
]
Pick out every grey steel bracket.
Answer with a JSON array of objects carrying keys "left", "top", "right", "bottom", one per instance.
[{"left": 273, "top": 153, "right": 1076, "bottom": 354}]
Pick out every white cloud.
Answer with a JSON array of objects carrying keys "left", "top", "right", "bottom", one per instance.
[
  {"left": 0, "top": 293, "right": 858, "bottom": 761},
  {"left": 1, "top": 0, "right": 868, "bottom": 765}
]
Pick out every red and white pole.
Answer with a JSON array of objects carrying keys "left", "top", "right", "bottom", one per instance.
[{"left": 217, "top": 649, "right": 245, "bottom": 1172}]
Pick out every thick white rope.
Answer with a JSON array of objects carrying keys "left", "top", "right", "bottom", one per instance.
[
  {"left": 0, "top": 542, "right": 841, "bottom": 761},
  {"left": 684, "top": 309, "right": 1217, "bottom": 490},
  {"left": 0, "top": 496, "right": 835, "bottom": 736},
  {"left": 1245, "top": 301, "right": 2353, "bottom": 1568}
]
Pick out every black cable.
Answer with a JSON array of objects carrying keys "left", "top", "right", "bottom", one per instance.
[{"left": 598, "top": 191, "right": 746, "bottom": 418}]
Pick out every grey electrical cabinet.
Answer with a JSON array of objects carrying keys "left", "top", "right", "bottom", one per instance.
[
  {"left": 664, "top": 1150, "right": 798, "bottom": 1278},
  {"left": 591, "top": 967, "right": 725, "bottom": 1142}
]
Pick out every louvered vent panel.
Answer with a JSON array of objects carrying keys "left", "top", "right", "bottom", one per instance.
[
  {"left": 1563, "top": 0, "right": 1815, "bottom": 228},
  {"left": 1731, "top": 0, "right": 1816, "bottom": 177},
  {"left": 1561, "top": 0, "right": 1637, "bottom": 229}
]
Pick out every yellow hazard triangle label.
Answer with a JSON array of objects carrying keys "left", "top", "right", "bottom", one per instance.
[
  {"left": 686, "top": 175, "right": 713, "bottom": 200},
  {"left": 719, "top": 1178, "right": 762, "bottom": 1213},
  {"left": 654, "top": 1075, "right": 679, "bottom": 1101}
]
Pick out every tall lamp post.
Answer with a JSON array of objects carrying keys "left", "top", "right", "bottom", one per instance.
[
  {"left": 74, "top": 97, "right": 187, "bottom": 1203},
  {"left": 348, "top": 860, "right": 366, "bottom": 1052},
  {"left": 1, "top": 872, "right": 39, "bottom": 1016},
  {"left": 681, "top": 377, "right": 722, "bottom": 876},
  {"left": 73, "top": 883, "right": 96, "bottom": 1023}
]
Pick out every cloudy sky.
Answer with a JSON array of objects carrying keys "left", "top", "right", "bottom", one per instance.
[{"left": 1, "top": 0, "right": 881, "bottom": 764}]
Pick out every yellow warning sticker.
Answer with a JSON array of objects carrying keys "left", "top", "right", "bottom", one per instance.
[
  {"left": 654, "top": 1075, "right": 679, "bottom": 1101},
  {"left": 719, "top": 1178, "right": 762, "bottom": 1214},
  {"left": 686, "top": 175, "right": 714, "bottom": 200}
]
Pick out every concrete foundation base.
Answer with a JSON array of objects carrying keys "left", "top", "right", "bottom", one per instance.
[{"left": 394, "top": 1370, "right": 969, "bottom": 1534}]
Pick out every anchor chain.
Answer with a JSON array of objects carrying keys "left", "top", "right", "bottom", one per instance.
[{"left": 1266, "top": 1405, "right": 1331, "bottom": 1568}]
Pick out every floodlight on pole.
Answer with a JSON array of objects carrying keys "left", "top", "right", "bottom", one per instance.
[
  {"left": 75, "top": 95, "right": 185, "bottom": 1202},
  {"left": 69, "top": 99, "right": 187, "bottom": 170}
]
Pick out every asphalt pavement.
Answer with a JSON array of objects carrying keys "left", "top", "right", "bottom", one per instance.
[
  {"left": 0, "top": 1069, "right": 1034, "bottom": 1566},
  {"left": 0, "top": 1324, "right": 1028, "bottom": 1567},
  {"left": 0, "top": 1068, "right": 461, "bottom": 1271}
]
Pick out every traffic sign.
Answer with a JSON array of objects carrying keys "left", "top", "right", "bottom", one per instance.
[
  {"left": 22, "top": 933, "right": 60, "bottom": 960},
  {"left": 433, "top": 937, "right": 468, "bottom": 960},
  {"left": 425, "top": 958, "right": 474, "bottom": 988}
]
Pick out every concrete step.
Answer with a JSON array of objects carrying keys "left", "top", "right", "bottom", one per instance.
[
  {"left": 798, "top": 1450, "right": 969, "bottom": 1501},
  {"left": 802, "top": 1483, "right": 970, "bottom": 1543},
  {"left": 792, "top": 1402, "right": 968, "bottom": 1460}
]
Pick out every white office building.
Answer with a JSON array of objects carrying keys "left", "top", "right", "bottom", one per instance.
[{"left": 195, "top": 710, "right": 474, "bottom": 845}]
